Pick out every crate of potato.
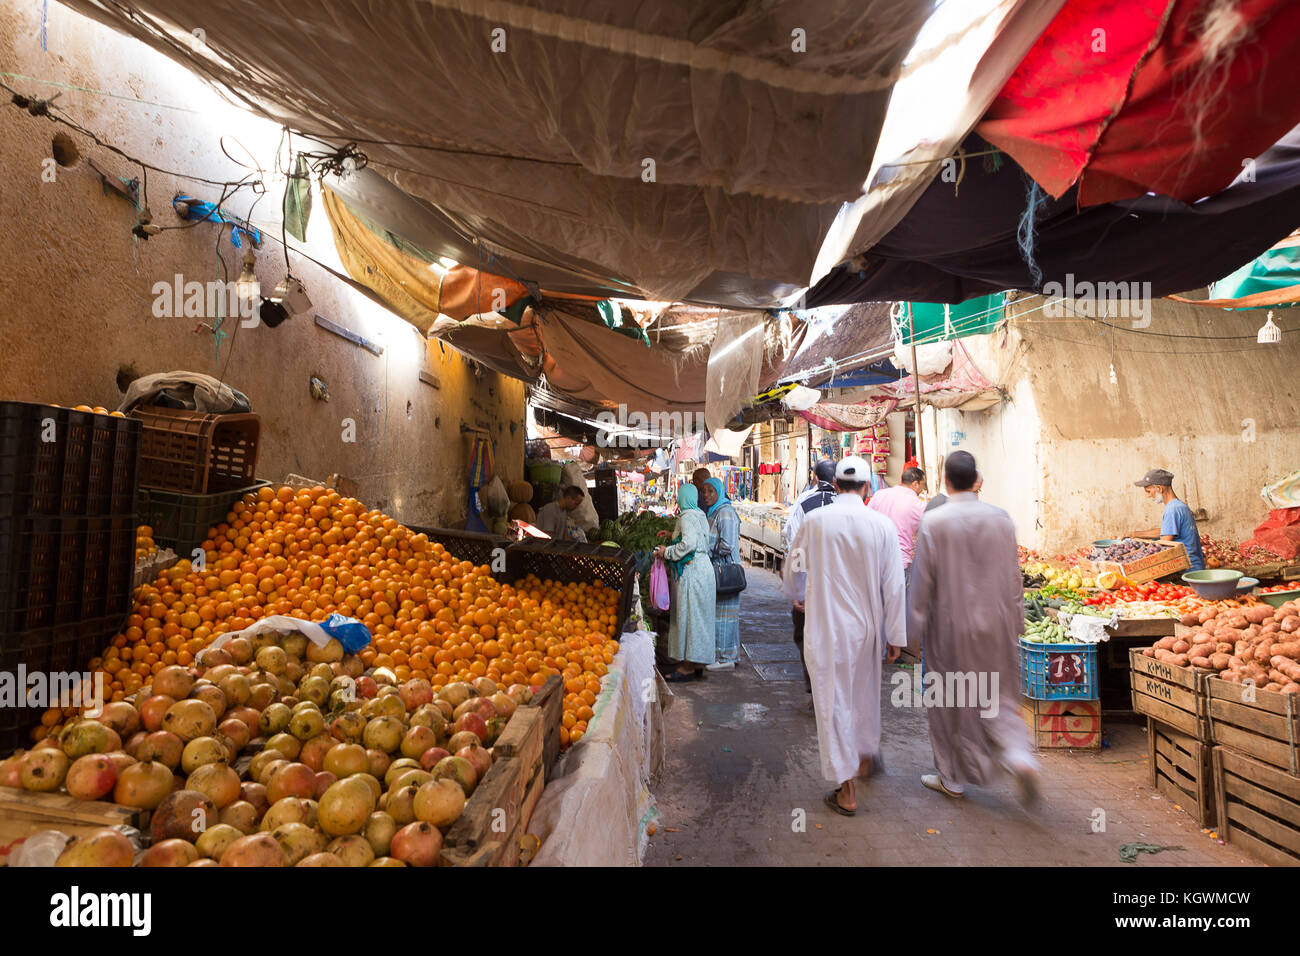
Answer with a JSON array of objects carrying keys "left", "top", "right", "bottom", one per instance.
[{"left": 1213, "top": 746, "right": 1300, "bottom": 865}]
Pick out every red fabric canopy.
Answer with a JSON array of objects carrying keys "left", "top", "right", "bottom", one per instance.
[{"left": 978, "top": 0, "right": 1300, "bottom": 206}]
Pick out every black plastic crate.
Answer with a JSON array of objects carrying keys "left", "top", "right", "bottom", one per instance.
[
  {"left": 409, "top": 526, "right": 510, "bottom": 569},
  {"left": 137, "top": 479, "right": 271, "bottom": 555},
  {"left": 0, "top": 402, "right": 141, "bottom": 518},
  {"left": 0, "top": 516, "right": 135, "bottom": 633},
  {"left": 505, "top": 540, "right": 638, "bottom": 629}
]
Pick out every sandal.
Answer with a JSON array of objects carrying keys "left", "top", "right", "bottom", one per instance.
[{"left": 824, "top": 788, "right": 856, "bottom": 816}]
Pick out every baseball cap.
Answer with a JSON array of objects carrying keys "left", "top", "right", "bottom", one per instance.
[
  {"left": 1134, "top": 468, "right": 1174, "bottom": 487},
  {"left": 836, "top": 455, "right": 871, "bottom": 481}
]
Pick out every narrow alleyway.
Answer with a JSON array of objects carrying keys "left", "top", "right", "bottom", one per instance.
[{"left": 645, "top": 567, "right": 1259, "bottom": 867}]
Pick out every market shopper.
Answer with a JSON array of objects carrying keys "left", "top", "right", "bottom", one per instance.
[
  {"left": 1130, "top": 468, "right": 1206, "bottom": 570},
  {"left": 782, "top": 456, "right": 907, "bottom": 815},
  {"left": 867, "top": 466, "right": 926, "bottom": 585},
  {"left": 691, "top": 467, "right": 712, "bottom": 495},
  {"left": 701, "top": 477, "right": 742, "bottom": 670},
  {"left": 534, "top": 485, "right": 588, "bottom": 542},
  {"left": 654, "top": 484, "right": 716, "bottom": 682},
  {"left": 907, "top": 450, "right": 1039, "bottom": 804},
  {"left": 782, "top": 459, "right": 839, "bottom": 693}
]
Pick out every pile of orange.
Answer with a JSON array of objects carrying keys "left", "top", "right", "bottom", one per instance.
[
  {"left": 82, "top": 485, "right": 620, "bottom": 748},
  {"left": 135, "top": 525, "right": 157, "bottom": 561}
]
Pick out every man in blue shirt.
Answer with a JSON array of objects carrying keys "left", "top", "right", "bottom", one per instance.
[{"left": 1132, "top": 468, "right": 1206, "bottom": 571}]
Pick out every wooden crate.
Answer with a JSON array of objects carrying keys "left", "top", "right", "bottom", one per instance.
[
  {"left": 1019, "top": 697, "right": 1101, "bottom": 750},
  {"left": 1214, "top": 745, "right": 1300, "bottom": 866},
  {"left": 0, "top": 787, "right": 145, "bottom": 865},
  {"left": 1078, "top": 541, "right": 1189, "bottom": 584},
  {"left": 1129, "top": 648, "right": 1211, "bottom": 741},
  {"left": 441, "top": 674, "right": 561, "bottom": 867},
  {"left": 1148, "top": 718, "right": 1215, "bottom": 827},
  {"left": 1205, "top": 676, "right": 1300, "bottom": 775}
]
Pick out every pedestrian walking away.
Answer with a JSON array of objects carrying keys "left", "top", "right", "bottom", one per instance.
[
  {"left": 655, "top": 483, "right": 716, "bottom": 682},
  {"left": 701, "top": 477, "right": 742, "bottom": 670},
  {"left": 782, "top": 455, "right": 907, "bottom": 815},
  {"left": 782, "top": 459, "right": 839, "bottom": 693},
  {"left": 907, "top": 450, "right": 1039, "bottom": 804}
]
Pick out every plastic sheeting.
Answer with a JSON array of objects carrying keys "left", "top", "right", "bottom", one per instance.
[
  {"left": 529, "top": 629, "right": 662, "bottom": 867},
  {"left": 704, "top": 312, "right": 765, "bottom": 435}
]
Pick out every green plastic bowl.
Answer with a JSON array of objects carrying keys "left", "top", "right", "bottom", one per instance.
[
  {"left": 1092, "top": 539, "right": 1120, "bottom": 547},
  {"left": 1182, "top": 568, "right": 1244, "bottom": 600},
  {"left": 1260, "top": 586, "right": 1300, "bottom": 608}
]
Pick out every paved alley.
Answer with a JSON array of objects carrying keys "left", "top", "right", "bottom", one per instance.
[{"left": 644, "top": 566, "right": 1259, "bottom": 867}]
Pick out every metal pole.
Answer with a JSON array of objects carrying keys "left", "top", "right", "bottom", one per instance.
[{"left": 909, "top": 307, "right": 926, "bottom": 493}]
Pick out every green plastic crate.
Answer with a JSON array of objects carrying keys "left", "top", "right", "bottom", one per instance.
[{"left": 137, "top": 480, "right": 270, "bottom": 556}]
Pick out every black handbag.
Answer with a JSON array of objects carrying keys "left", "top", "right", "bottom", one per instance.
[{"left": 714, "top": 558, "right": 747, "bottom": 596}]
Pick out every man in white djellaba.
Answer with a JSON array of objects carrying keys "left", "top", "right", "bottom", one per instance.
[{"left": 783, "top": 456, "right": 907, "bottom": 816}]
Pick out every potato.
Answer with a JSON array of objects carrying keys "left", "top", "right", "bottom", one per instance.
[
  {"left": 1284, "top": 684, "right": 1300, "bottom": 695},
  {"left": 1209, "top": 653, "right": 1232, "bottom": 671},
  {"left": 1155, "top": 649, "right": 1177, "bottom": 663},
  {"left": 1180, "top": 613, "right": 1201, "bottom": 628},
  {"left": 1189, "top": 656, "right": 1212, "bottom": 670},
  {"left": 1214, "top": 626, "right": 1240, "bottom": 642},
  {"left": 1266, "top": 682, "right": 1284, "bottom": 693},
  {"left": 1198, "top": 608, "right": 1218, "bottom": 625},
  {"left": 1171, "top": 654, "right": 1189, "bottom": 667},
  {"left": 1216, "top": 642, "right": 1234, "bottom": 654},
  {"left": 1141, "top": 647, "right": 1155, "bottom": 658},
  {"left": 1280, "top": 616, "right": 1300, "bottom": 634},
  {"left": 1155, "top": 636, "right": 1177, "bottom": 651},
  {"left": 1224, "top": 615, "right": 1249, "bottom": 630},
  {"left": 1172, "top": 640, "right": 1190, "bottom": 655},
  {"left": 1245, "top": 605, "right": 1274, "bottom": 625},
  {"left": 1273, "top": 642, "right": 1300, "bottom": 659}
]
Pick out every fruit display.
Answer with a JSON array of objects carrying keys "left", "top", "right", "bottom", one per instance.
[
  {"left": 136, "top": 525, "right": 158, "bottom": 562},
  {"left": 1081, "top": 582, "right": 1193, "bottom": 606},
  {"left": 1141, "top": 600, "right": 1300, "bottom": 689},
  {"left": 49, "top": 485, "right": 618, "bottom": 750},
  {"left": 1086, "top": 539, "right": 1164, "bottom": 562},
  {"left": 1022, "top": 618, "right": 1069, "bottom": 643},
  {"left": 1200, "top": 534, "right": 1243, "bottom": 569},
  {"left": 1, "top": 627, "right": 534, "bottom": 866}
]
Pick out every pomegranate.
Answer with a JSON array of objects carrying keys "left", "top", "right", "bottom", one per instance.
[
  {"left": 239, "top": 781, "right": 270, "bottom": 816},
  {"left": 434, "top": 700, "right": 455, "bottom": 721},
  {"left": 447, "top": 731, "right": 480, "bottom": 754},
  {"left": 20, "top": 748, "right": 70, "bottom": 792},
  {"left": 136, "top": 730, "right": 183, "bottom": 769},
  {"left": 432, "top": 755, "right": 477, "bottom": 797},
  {"left": 298, "top": 676, "right": 330, "bottom": 707},
  {"left": 438, "top": 681, "right": 472, "bottom": 708},
  {"left": 225, "top": 705, "right": 261, "bottom": 736},
  {"left": 383, "top": 758, "right": 422, "bottom": 788},
  {"left": 247, "top": 682, "right": 277, "bottom": 711},
  {"left": 217, "top": 673, "right": 251, "bottom": 708},
  {"left": 298, "top": 735, "right": 334, "bottom": 773},
  {"left": 123, "top": 731, "right": 147, "bottom": 757},
  {"left": 400, "top": 726, "right": 439, "bottom": 760},
  {"left": 399, "top": 678, "right": 434, "bottom": 712},
  {"left": 318, "top": 776, "right": 377, "bottom": 836},
  {"left": 506, "top": 684, "right": 532, "bottom": 705},
  {"left": 414, "top": 778, "right": 466, "bottom": 828},
  {"left": 388, "top": 768, "right": 433, "bottom": 795},
  {"left": 140, "top": 838, "right": 199, "bottom": 867},
  {"left": 260, "top": 796, "right": 317, "bottom": 831},
  {"left": 369, "top": 856, "right": 407, "bottom": 866},
  {"left": 103, "top": 750, "right": 136, "bottom": 777},
  {"left": 409, "top": 704, "right": 449, "bottom": 738},
  {"left": 0, "top": 752, "right": 25, "bottom": 787},
  {"left": 313, "top": 771, "right": 338, "bottom": 799},
  {"left": 65, "top": 754, "right": 118, "bottom": 801},
  {"left": 267, "top": 763, "right": 316, "bottom": 802},
  {"left": 386, "top": 784, "right": 420, "bottom": 825},
  {"left": 472, "top": 676, "right": 498, "bottom": 698},
  {"left": 490, "top": 692, "right": 518, "bottom": 719},
  {"left": 452, "top": 711, "right": 487, "bottom": 742},
  {"left": 306, "top": 636, "right": 344, "bottom": 664},
  {"left": 218, "top": 718, "right": 251, "bottom": 753},
  {"left": 288, "top": 708, "right": 325, "bottom": 741},
  {"left": 256, "top": 759, "right": 290, "bottom": 787},
  {"left": 219, "top": 800, "right": 261, "bottom": 834},
  {"left": 271, "top": 822, "right": 325, "bottom": 865},
  {"left": 363, "top": 716, "right": 404, "bottom": 753},
  {"left": 258, "top": 703, "right": 292, "bottom": 736},
  {"left": 195, "top": 822, "right": 244, "bottom": 859},
  {"left": 297, "top": 851, "right": 345, "bottom": 867},
  {"left": 163, "top": 699, "right": 217, "bottom": 742},
  {"left": 55, "top": 828, "right": 134, "bottom": 867},
  {"left": 61, "top": 720, "right": 119, "bottom": 759},
  {"left": 366, "top": 748, "right": 391, "bottom": 779},
  {"left": 265, "top": 732, "right": 302, "bottom": 761},
  {"left": 139, "top": 694, "right": 176, "bottom": 732},
  {"left": 154, "top": 665, "right": 194, "bottom": 700},
  {"left": 418, "top": 747, "right": 451, "bottom": 772},
  {"left": 328, "top": 834, "right": 375, "bottom": 867},
  {"left": 224, "top": 636, "right": 253, "bottom": 665},
  {"left": 189, "top": 858, "right": 219, "bottom": 867},
  {"left": 456, "top": 744, "right": 492, "bottom": 781},
  {"left": 191, "top": 684, "right": 227, "bottom": 720},
  {"left": 371, "top": 666, "right": 397, "bottom": 686},
  {"left": 390, "top": 821, "right": 443, "bottom": 867},
  {"left": 281, "top": 633, "right": 308, "bottom": 659},
  {"left": 204, "top": 664, "right": 237, "bottom": 683},
  {"left": 187, "top": 763, "right": 241, "bottom": 809},
  {"left": 220, "top": 832, "right": 286, "bottom": 867},
  {"left": 363, "top": 811, "right": 398, "bottom": 857},
  {"left": 323, "top": 743, "right": 368, "bottom": 778},
  {"left": 482, "top": 717, "right": 508, "bottom": 747},
  {"left": 197, "top": 645, "right": 232, "bottom": 668},
  {"left": 247, "top": 748, "right": 287, "bottom": 782},
  {"left": 330, "top": 711, "right": 366, "bottom": 744},
  {"left": 255, "top": 645, "right": 288, "bottom": 675},
  {"left": 354, "top": 675, "right": 378, "bottom": 699},
  {"left": 181, "top": 736, "right": 229, "bottom": 774},
  {"left": 96, "top": 701, "right": 141, "bottom": 738}
]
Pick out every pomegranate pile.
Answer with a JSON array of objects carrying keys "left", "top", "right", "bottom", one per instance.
[{"left": 1, "top": 630, "right": 528, "bottom": 866}]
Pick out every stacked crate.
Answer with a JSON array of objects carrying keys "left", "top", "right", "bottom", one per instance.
[{"left": 0, "top": 403, "right": 141, "bottom": 751}]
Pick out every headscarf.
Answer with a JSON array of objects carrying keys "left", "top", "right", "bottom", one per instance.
[
  {"left": 703, "top": 477, "right": 730, "bottom": 518},
  {"left": 677, "top": 483, "right": 699, "bottom": 511}
]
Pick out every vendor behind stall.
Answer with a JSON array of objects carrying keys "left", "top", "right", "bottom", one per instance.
[
  {"left": 1131, "top": 468, "right": 1205, "bottom": 570},
  {"left": 535, "top": 485, "right": 588, "bottom": 542}
]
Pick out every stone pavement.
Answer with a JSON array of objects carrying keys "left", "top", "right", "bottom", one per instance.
[{"left": 644, "top": 567, "right": 1260, "bottom": 867}]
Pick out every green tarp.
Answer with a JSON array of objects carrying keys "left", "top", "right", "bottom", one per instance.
[{"left": 898, "top": 294, "right": 1005, "bottom": 345}]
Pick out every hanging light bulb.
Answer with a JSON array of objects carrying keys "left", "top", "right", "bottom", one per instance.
[
  {"left": 235, "top": 248, "right": 260, "bottom": 307},
  {"left": 1109, "top": 363, "right": 1118, "bottom": 386},
  {"left": 1257, "top": 310, "right": 1282, "bottom": 344}
]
